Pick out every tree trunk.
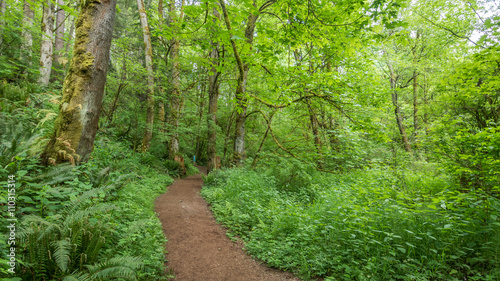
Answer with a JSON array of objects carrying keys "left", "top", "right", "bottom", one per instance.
[
  {"left": 62, "top": 17, "right": 75, "bottom": 76},
  {"left": 251, "top": 110, "right": 275, "bottom": 167},
  {"left": 137, "top": 0, "right": 155, "bottom": 152},
  {"left": 423, "top": 74, "right": 428, "bottom": 134},
  {"left": 38, "top": 0, "right": 55, "bottom": 86},
  {"left": 54, "top": 0, "right": 65, "bottom": 57},
  {"left": 41, "top": 0, "right": 118, "bottom": 165},
  {"left": 0, "top": 0, "right": 5, "bottom": 51},
  {"left": 167, "top": 0, "right": 185, "bottom": 159},
  {"left": 65, "top": 17, "right": 75, "bottom": 54},
  {"left": 53, "top": 0, "right": 65, "bottom": 80},
  {"left": 413, "top": 70, "right": 418, "bottom": 147},
  {"left": 412, "top": 31, "right": 420, "bottom": 149},
  {"left": 306, "top": 100, "right": 324, "bottom": 168},
  {"left": 387, "top": 62, "right": 412, "bottom": 153},
  {"left": 207, "top": 7, "right": 221, "bottom": 173},
  {"left": 20, "top": 0, "right": 34, "bottom": 67},
  {"left": 219, "top": 0, "right": 270, "bottom": 165},
  {"left": 168, "top": 36, "right": 181, "bottom": 157},
  {"left": 328, "top": 115, "right": 340, "bottom": 151},
  {"left": 195, "top": 72, "right": 206, "bottom": 161}
]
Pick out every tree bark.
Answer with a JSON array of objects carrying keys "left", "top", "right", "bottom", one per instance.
[
  {"left": 327, "top": 115, "right": 340, "bottom": 151},
  {"left": 41, "top": 0, "right": 118, "bottom": 165},
  {"left": 251, "top": 110, "right": 275, "bottom": 167},
  {"left": 195, "top": 72, "right": 206, "bottom": 161},
  {"left": 0, "top": 0, "right": 5, "bottom": 51},
  {"left": 38, "top": 0, "right": 55, "bottom": 86},
  {"left": 207, "top": 6, "right": 221, "bottom": 173},
  {"left": 306, "top": 100, "right": 324, "bottom": 168},
  {"left": 412, "top": 31, "right": 420, "bottom": 149},
  {"left": 137, "top": 0, "right": 155, "bottom": 152},
  {"left": 53, "top": 0, "right": 65, "bottom": 78},
  {"left": 65, "top": 17, "right": 75, "bottom": 55},
  {"left": 167, "top": 0, "right": 185, "bottom": 159},
  {"left": 412, "top": 70, "right": 418, "bottom": 147},
  {"left": 387, "top": 62, "right": 412, "bottom": 153},
  {"left": 20, "top": 0, "right": 34, "bottom": 67}
]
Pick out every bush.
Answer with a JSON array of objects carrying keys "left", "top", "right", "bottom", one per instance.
[{"left": 201, "top": 167, "right": 500, "bottom": 280}]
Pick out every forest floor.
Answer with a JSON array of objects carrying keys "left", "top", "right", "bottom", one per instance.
[{"left": 154, "top": 166, "right": 301, "bottom": 281}]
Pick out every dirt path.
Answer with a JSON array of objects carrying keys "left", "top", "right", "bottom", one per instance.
[{"left": 155, "top": 166, "right": 300, "bottom": 281}]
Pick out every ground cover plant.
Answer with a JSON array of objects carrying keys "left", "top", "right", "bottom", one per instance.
[{"left": 201, "top": 158, "right": 500, "bottom": 280}]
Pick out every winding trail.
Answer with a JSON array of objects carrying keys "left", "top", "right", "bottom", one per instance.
[{"left": 155, "top": 166, "right": 300, "bottom": 281}]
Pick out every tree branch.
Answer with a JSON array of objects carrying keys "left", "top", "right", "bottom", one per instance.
[{"left": 416, "top": 11, "right": 481, "bottom": 47}]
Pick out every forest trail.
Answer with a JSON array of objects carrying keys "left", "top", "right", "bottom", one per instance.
[{"left": 154, "top": 166, "right": 301, "bottom": 281}]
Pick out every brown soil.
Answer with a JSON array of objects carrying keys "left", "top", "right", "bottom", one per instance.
[{"left": 155, "top": 166, "right": 301, "bottom": 281}]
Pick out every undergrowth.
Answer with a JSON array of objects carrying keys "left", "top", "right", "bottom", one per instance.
[
  {"left": 0, "top": 81, "right": 174, "bottom": 280},
  {"left": 201, "top": 158, "right": 500, "bottom": 280}
]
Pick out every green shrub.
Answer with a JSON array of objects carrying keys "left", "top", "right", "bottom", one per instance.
[{"left": 202, "top": 167, "right": 500, "bottom": 280}]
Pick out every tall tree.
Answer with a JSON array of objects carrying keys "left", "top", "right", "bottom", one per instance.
[
  {"left": 53, "top": 0, "right": 65, "bottom": 78},
  {"left": 387, "top": 60, "right": 412, "bottom": 152},
  {"left": 38, "top": 0, "right": 55, "bottom": 86},
  {"left": 167, "top": 0, "right": 185, "bottom": 159},
  {"left": 41, "top": 0, "right": 118, "bottom": 165},
  {"left": 207, "top": 6, "right": 222, "bottom": 173},
  {"left": 412, "top": 31, "right": 420, "bottom": 149},
  {"left": 20, "top": 0, "right": 35, "bottom": 67},
  {"left": 0, "top": 0, "right": 5, "bottom": 51},
  {"left": 137, "top": 0, "right": 155, "bottom": 152},
  {"left": 219, "top": 0, "right": 276, "bottom": 165}
]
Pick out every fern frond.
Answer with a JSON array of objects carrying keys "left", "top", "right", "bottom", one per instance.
[
  {"left": 33, "top": 162, "right": 75, "bottom": 186},
  {"left": 86, "top": 256, "right": 143, "bottom": 281},
  {"left": 36, "top": 109, "right": 58, "bottom": 129},
  {"left": 63, "top": 271, "right": 91, "bottom": 281},
  {"left": 51, "top": 239, "right": 72, "bottom": 272}
]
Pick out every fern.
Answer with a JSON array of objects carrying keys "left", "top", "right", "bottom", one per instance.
[
  {"left": 18, "top": 190, "right": 122, "bottom": 280},
  {"left": 52, "top": 239, "right": 72, "bottom": 272},
  {"left": 63, "top": 271, "right": 91, "bottom": 281},
  {"left": 86, "top": 256, "right": 143, "bottom": 280},
  {"left": 32, "top": 163, "right": 76, "bottom": 186}
]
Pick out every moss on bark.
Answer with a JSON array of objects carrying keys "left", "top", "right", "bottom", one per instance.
[{"left": 41, "top": 0, "right": 116, "bottom": 165}]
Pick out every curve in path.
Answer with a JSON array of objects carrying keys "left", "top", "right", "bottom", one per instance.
[{"left": 155, "top": 166, "right": 300, "bottom": 281}]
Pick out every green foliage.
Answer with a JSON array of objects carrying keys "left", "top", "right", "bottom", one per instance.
[
  {"left": 202, "top": 166, "right": 500, "bottom": 280},
  {"left": 18, "top": 193, "right": 141, "bottom": 280},
  {"left": 0, "top": 79, "right": 174, "bottom": 280}
]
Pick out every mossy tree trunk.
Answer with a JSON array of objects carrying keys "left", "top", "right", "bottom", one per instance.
[
  {"left": 137, "top": 0, "right": 155, "bottom": 152},
  {"left": 167, "top": 0, "right": 185, "bottom": 159},
  {"left": 38, "top": 0, "right": 55, "bottom": 86},
  {"left": 41, "top": 0, "right": 118, "bottom": 165},
  {"left": 207, "top": 6, "right": 221, "bottom": 173}
]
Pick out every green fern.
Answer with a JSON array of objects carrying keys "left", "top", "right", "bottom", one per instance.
[
  {"left": 52, "top": 239, "right": 71, "bottom": 272},
  {"left": 86, "top": 256, "right": 143, "bottom": 280},
  {"left": 18, "top": 188, "right": 142, "bottom": 280},
  {"left": 32, "top": 163, "right": 76, "bottom": 186}
]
